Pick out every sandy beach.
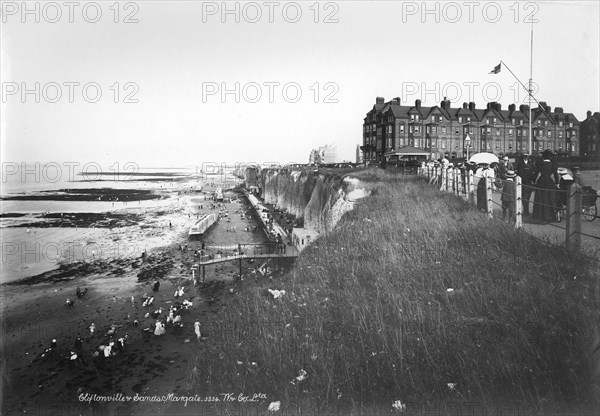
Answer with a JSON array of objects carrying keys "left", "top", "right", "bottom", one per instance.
[{"left": 1, "top": 178, "right": 276, "bottom": 415}]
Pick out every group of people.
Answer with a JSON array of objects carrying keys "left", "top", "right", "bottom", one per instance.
[{"left": 475, "top": 150, "right": 582, "bottom": 223}]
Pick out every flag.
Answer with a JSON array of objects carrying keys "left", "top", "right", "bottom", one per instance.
[{"left": 489, "top": 63, "right": 501, "bottom": 74}]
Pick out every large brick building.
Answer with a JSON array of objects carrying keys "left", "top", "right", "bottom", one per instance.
[
  {"left": 580, "top": 111, "right": 600, "bottom": 162},
  {"left": 361, "top": 97, "right": 581, "bottom": 164}
]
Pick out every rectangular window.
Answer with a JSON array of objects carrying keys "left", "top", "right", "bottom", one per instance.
[
  {"left": 409, "top": 125, "right": 413, "bottom": 133},
  {"left": 496, "top": 129, "right": 500, "bottom": 136},
  {"left": 432, "top": 139, "right": 437, "bottom": 148},
  {"left": 572, "top": 132, "right": 576, "bottom": 138},
  {"left": 442, "top": 127, "right": 447, "bottom": 134},
  {"left": 493, "top": 117, "right": 497, "bottom": 123},
  {"left": 547, "top": 130, "right": 552, "bottom": 138},
  {"left": 559, "top": 131, "right": 563, "bottom": 138},
  {"left": 509, "top": 129, "right": 513, "bottom": 136},
  {"left": 438, "top": 116, "right": 443, "bottom": 122},
  {"left": 517, "top": 142, "right": 521, "bottom": 150},
  {"left": 410, "top": 115, "right": 415, "bottom": 121},
  {"left": 400, "top": 125, "right": 405, "bottom": 133},
  {"left": 442, "top": 140, "right": 447, "bottom": 149},
  {"left": 487, "top": 127, "right": 491, "bottom": 134},
  {"left": 519, "top": 119, "right": 523, "bottom": 125},
  {"left": 458, "top": 116, "right": 463, "bottom": 123},
  {"left": 487, "top": 142, "right": 491, "bottom": 150},
  {"left": 469, "top": 128, "right": 474, "bottom": 134},
  {"left": 518, "top": 129, "right": 521, "bottom": 137},
  {"left": 432, "top": 126, "right": 437, "bottom": 134},
  {"left": 427, "top": 126, "right": 431, "bottom": 134},
  {"left": 511, "top": 119, "right": 515, "bottom": 125},
  {"left": 467, "top": 116, "right": 471, "bottom": 122},
  {"left": 523, "top": 130, "right": 527, "bottom": 137},
  {"left": 559, "top": 121, "right": 563, "bottom": 127},
  {"left": 414, "top": 126, "right": 420, "bottom": 133}
]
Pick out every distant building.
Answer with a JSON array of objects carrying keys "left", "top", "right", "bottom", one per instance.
[
  {"left": 580, "top": 110, "right": 600, "bottom": 162},
  {"left": 308, "top": 144, "right": 338, "bottom": 164},
  {"left": 361, "top": 96, "right": 581, "bottom": 164},
  {"left": 355, "top": 145, "right": 363, "bottom": 164}
]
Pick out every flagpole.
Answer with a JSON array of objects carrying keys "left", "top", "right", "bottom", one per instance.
[{"left": 528, "top": 20, "right": 533, "bottom": 155}]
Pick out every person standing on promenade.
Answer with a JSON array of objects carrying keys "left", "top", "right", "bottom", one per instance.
[
  {"left": 501, "top": 170, "right": 517, "bottom": 222},
  {"left": 515, "top": 154, "right": 536, "bottom": 216},
  {"left": 532, "top": 149, "right": 559, "bottom": 222},
  {"left": 475, "top": 163, "right": 492, "bottom": 212}
]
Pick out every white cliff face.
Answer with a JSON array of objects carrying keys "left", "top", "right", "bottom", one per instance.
[{"left": 261, "top": 169, "right": 368, "bottom": 234}]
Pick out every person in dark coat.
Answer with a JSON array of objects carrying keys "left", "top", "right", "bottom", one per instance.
[
  {"left": 501, "top": 170, "right": 517, "bottom": 222},
  {"left": 152, "top": 279, "right": 160, "bottom": 292},
  {"left": 515, "top": 153, "right": 537, "bottom": 216},
  {"left": 532, "top": 150, "right": 559, "bottom": 222},
  {"left": 476, "top": 163, "right": 492, "bottom": 212}
]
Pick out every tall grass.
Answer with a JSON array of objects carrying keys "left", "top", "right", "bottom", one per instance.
[{"left": 189, "top": 173, "right": 599, "bottom": 414}]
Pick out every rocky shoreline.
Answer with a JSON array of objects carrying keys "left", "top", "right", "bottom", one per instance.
[{"left": 0, "top": 181, "right": 283, "bottom": 415}]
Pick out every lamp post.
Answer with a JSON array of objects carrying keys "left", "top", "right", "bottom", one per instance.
[{"left": 465, "top": 134, "right": 471, "bottom": 160}]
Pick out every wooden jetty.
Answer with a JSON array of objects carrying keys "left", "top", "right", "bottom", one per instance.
[{"left": 192, "top": 242, "right": 298, "bottom": 283}]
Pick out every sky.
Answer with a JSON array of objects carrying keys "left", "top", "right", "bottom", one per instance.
[{"left": 1, "top": 0, "right": 599, "bottom": 168}]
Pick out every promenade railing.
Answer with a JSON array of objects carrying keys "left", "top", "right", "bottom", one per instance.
[{"left": 418, "top": 165, "right": 599, "bottom": 254}]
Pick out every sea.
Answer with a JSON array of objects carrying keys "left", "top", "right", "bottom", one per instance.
[{"left": 0, "top": 164, "right": 241, "bottom": 283}]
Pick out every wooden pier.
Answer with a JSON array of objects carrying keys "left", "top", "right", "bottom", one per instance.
[{"left": 192, "top": 242, "right": 298, "bottom": 283}]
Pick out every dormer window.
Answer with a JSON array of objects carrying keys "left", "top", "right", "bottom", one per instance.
[
  {"left": 458, "top": 116, "right": 463, "bottom": 123},
  {"left": 410, "top": 114, "right": 415, "bottom": 121}
]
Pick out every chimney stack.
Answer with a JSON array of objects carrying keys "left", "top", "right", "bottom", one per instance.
[
  {"left": 554, "top": 107, "right": 563, "bottom": 114},
  {"left": 462, "top": 102, "right": 468, "bottom": 109},
  {"left": 392, "top": 97, "right": 400, "bottom": 105},
  {"left": 468, "top": 102, "right": 476, "bottom": 111},
  {"left": 376, "top": 97, "right": 385, "bottom": 105},
  {"left": 509, "top": 104, "right": 516, "bottom": 112},
  {"left": 415, "top": 99, "right": 421, "bottom": 108}
]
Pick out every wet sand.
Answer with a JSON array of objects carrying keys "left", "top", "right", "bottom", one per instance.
[{"left": 1, "top": 183, "right": 272, "bottom": 415}]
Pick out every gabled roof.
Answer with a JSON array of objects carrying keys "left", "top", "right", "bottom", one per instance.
[
  {"left": 481, "top": 107, "right": 504, "bottom": 122},
  {"left": 424, "top": 105, "right": 449, "bottom": 120}
]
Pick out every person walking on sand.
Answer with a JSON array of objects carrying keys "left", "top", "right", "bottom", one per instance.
[
  {"left": 154, "top": 321, "right": 166, "bottom": 336},
  {"left": 194, "top": 322, "right": 201, "bottom": 340}
]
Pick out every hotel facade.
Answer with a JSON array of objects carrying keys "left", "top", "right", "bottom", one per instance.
[{"left": 361, "top": 97, "right": 581, "bottom": 164}]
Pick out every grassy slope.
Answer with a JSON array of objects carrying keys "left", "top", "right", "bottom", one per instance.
[{"left": 189, "top": 170, "right": 599, "bottom": 414}]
